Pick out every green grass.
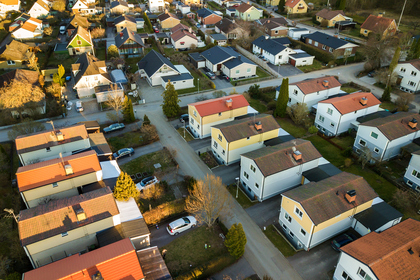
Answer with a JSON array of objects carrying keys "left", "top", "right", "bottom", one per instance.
[
  {"left": 177, "top": 66, "right": 212, "bottom": 95},
  {"left": 306, "top": 135, "right": 345, "bottom": 166},
  {"left": 47, "top": 54, "right": 78, "bottom": 72},
  {"left": 297, "top": 59, "right": 323, "bottom": 73},
  {"left": 162, "top": 226, "right": 236, "bottom": 278},
  {"left": 264, "top": 225, "right": 296, "bottom": 257},
  {"left": 177, "top": 127, "right": 194, "bottom": 142},
  {"left": 277, "top": 118, "right": 308, "bottom": 138},
  {"left": 330, "top": 135, "right": 355, "bottom": 149},
  {"left": 341, "top": 86, "right": 360, "bottom": 93},
  {"left": 120, "top": 149, "right": 176, "bottom": 175},
  {"left": 107, "top": 129, "right": 152, "bottom": 151},
  {"left": 380, "top": 101, "right": 397, "bottom": 111},
  {"left": 227, "top": 185, "right": 259, "bottom": 209},
  {"left": 247, "top": 98, "right": 267, "bottom": 113},
  {"left": 164, "top": 47, "right": 176, "bottom": 56},
  {"left": 96, "top": 48, "right": 106, "bottom": 60},
  {"left": 125, "top": 57, "right": 140, "bottom": 73}
]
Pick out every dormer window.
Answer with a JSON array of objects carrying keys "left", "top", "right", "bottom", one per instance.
[{"left": 76, "top": 208, "right": 87, "bottom": 221}]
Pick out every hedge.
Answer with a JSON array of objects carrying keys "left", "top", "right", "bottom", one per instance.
[{"left": 289, "top": 38, "right": 334, "bottom": 64}]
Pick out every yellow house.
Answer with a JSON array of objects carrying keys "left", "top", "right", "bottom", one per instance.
[
  {"left": 188, "top": 94, "right": 249, "bottom": 139},
  {"left": 211, "top": 114, "right": 280, "bottom": 165},
  {"left": 315, "top": 9, "right": 346, "bottom": 28},
  {"left": 181, "top": 0, "right": 200, "bottom": 6},
  {"left": 360, "top": 14, "right": 397, "bottom": 38},
  {"left": 158, "top": 12, "right": 181, "bottom": 30},
  {"left": 18, "top": 187, "right": 120, "bottom": 268},
  {"left": 16, "top": 150, "right": 103, "bottom": 209},
  {"left": 279, "top": 172, "right": 378, "bottom": 251},
  {"left": 0, "top": 40, "right": 35, "bottom": 70},
  {"left": 284, "top": 0, "right": 308, "bottom": 14}
]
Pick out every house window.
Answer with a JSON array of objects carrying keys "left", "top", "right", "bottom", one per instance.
[
  {"left": 282, "top": 223, "right": 287, "bottom": 230},
  {"left": 300, "top": 228, "right": 306, "bottom": 236},
  {"left": 329, "top": 47, "right": 333, "bottom": 53},
  {"left": 322, "top": 45, "right": 327, "bottom": 50},
  {"left": 61, "top": 232, "right": 68, "bottom": 237},
  {"left": 373, "top": 147, "right": 380, "bottom": 154},
  {"left": 191, "top": 119, "right": 194, "bottom": 125},
  {"left": 308, "top": 39, "right": 312, "bottom": 44},
  {"left": 250, "top": 165, "right": 256, "bottom": 172},
  {"left": 285, "top": 212, "right": 292, "bottom": 223},
  {"left": 193, "top": 110, "right": 197, "bottom": 117},
  {"left": 180, "top": 42, "right": 185, "bottom": 45},
  {"left": 52, "top": 182, "right": 58, "bottom": 188},
  {"left": 46, "top": 147, "right": 51, "bottom": 152},
  {"left": 294, "top": 207, "right": 303, "bottom": 219},
  {"left": 318, "top": 115, "right": 325, "bottom": 122},
  {"left": 341, "top": 271, "right": 353, "bottom": 280},
  {"left": 314, "top": 42, "right": 318, "bottom": 47},
  {"left": 222, "top": 150, "right": 225, "bottom": 155},
  {"left": 7, "top": 60, "right": 15, "bottom": 65},
  {"left": 409, "top": 81, "right": 417, "bottom": 87},
  {"left": 289, "top": 231, "right": 294, "bottom": 237},
  {"left": 411, "top": 71, "right": 417, "bottom": 76},
  {"left": 213, "top": 141, "right": 218, "bottom": 149},
  {"left": 416, "top": 185, "right": 420, "bottom": 192},
  {"left": 370, "top": 132, "right": 378, "bottom": 139},
  {"left": 412, "top": 169, "right": 420, "bottom": 179},
  {"left": 406, "top": 180, "right": 413, "bottom": 186},
  {"left": 218, "top": 134, "right": 222, "bottom": 141},
  {"left": 293, "top": 89, "right": 298, "bottom": 95},
  {"left": 358, "top": 139, "right": 366, "bottom": 147},
  {"left": 77, "top": 40, "right": 82, "bottom": 45},
  {"left": 400, "top": 67, "right": 406, "bottom": 72},
  {"left": 364, "top": 29, "right": 368, "bottom": 34},
  {"left": 247, "top": 136, "right": 250, "bottom": 140},
  {"left": 288, "top": 98, "right": 291, "bottom": 103},
  {"left": 255, "top": 183, "right": 259, "bottom": 188},
  {"left": 327, "top": 108, "right": 333, "bottom": 115},
  {"left": 219, "top": 112, "right": 222, "bottom": 116},
  {"left": 243, "top": 171, "right": 249, "bottom": 179},
  {"left": 330, "top": 122, "right": 335, "bottom": 127},
  {"left": 275, "top": 30, "right": 278, "bottom": 34},
  {"left": 236, "top": 70, "right": 240, "bottom": 74},
  {"left": 247, "top": 68, "right": 251, "bottom": 73},
  {"left": 357, "top": 268, "right": 372, "bottom": 280}
]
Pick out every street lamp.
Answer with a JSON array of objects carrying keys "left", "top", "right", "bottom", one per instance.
[
  {"left": 181, "top": 119, "right": 186, "bottom": 138},
  {"left": 197, "top": 78, "right": 200, "bottom": 95},
  {"left": 235, "top": 177, "right": 239, "bottom": 199}
]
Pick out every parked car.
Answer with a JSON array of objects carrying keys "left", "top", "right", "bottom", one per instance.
[
  {"left": 66, "top": 101, "right": 72, "bottom": 111},
  {"left": 153, "top": 26, "right": 159, "bottom": 33},
  {"left": 113, "top": 148, "right": 134, "bottom": 159},
  {"left": 179, "top": 114, "right": 189, "bottom": 122},
  {"left": 331, "top": 233, "right": 358, "bottom": 251},
  {"left": 196, "top": 23, "right": 201, "bottom": 28},
  {"left": 167, "top": 216, "right": 197, "bottom": 235},
  {"left": 221, "top": 74, "right": 230, "bottom": 81},
  {"left": 76, "top": 101, "right": 83, "bottom": 112},
  {"left": 103, "top": 123, "right": 125, "bottom": 133},
  {"left": 140, "top": 176, "right": 159, "bottom": 188},
  {"left": 206, "top": 71, "right": 216, "bottom": 80},
  {"left": 367, "top": 70, "right": 376, "bottom": 77},
  {"left": 59, "top": 25, "right": 66, "bottom": 35}
]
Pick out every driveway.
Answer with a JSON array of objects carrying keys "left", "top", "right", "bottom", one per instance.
[
  {"left": 245, "top": 195, "right": 281, "bottom": 228},
  {"left": 268, "top": 64, "right": 303, "bottom": 77},
  {"left": 136, "top": 78, "right": 164, "bottom": 103},
  {"left": 358, "top": 75, "right": 377, "bottom": 85},
  {"left": 188, "top": 138, "right": 211, "bottom": 153},
  {"left": 199, "top": 69, "right": 232, "bottom": 90},
  {"left": 212, "top": 162, "right": 241, "bottom": 185},
  {"left": 117, "top": 141, "right": 164, "bottom": 165},
  {"left": 150, "top": 221, "right": 200, "bottom": 248},
  {"left": 211, "top": 257, "right": 256, "bottom": 280},
  {"left": 66, "top": 99, "right": 99, "bottom": 118}
]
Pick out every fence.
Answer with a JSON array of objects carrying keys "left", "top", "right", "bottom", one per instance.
[
  {"left": 235, "top": 76, "right": 276, "bottom": 86},
  {"left": 235, "top": 45, "right": 281, "bottom": 77}
]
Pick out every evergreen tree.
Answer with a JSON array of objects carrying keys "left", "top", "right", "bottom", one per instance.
[
  {"left": 335, "top": 0, "right": 341, "bottom": 8},
  {"left": 278, "top": 0, "right": 285, "bottom": 13},
  {"left": 382, "top": 86, "right": 391, "bottom": 102},
  {"left": 337, "top": 0, "right": 346, "bottom": 10},
  {"left": 113, "top": 171, "right": 139, "bottom": 201},
  {"left": 225, "top": 223, "right": 247, "bottom": 259},
  {"left": 161, "top": 81, "right": 180, "bottom": 118},
  {"left": 407, "top": 39, "right": 420, "bottom": 61},
  {"left": 389, "top": 46, "right": 401, "bottom": 73},
  {"left": 123, "top": 96, "right": 135, "bottom": 123},
  {"left": 143, "top": 12, "right": 153, "bottom": 33},
  {"left": 143, "top": 114, "right": 151, "bottom": 126},
  {"left": 274, "top": 78, "right": 289, "bottom": 118}
]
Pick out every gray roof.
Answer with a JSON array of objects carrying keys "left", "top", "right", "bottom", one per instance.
[
  {"left": 110, "top": 0, "right": 128, "bottom": 8},
  {"left": 357, "top": 111, "right": 393, "bottom": 123},
  {"left": 161, "top": 72, "right": 193, "bottom": 82},
  {"left": 114, "top": 15, "right": 136, "bottom": 25},
  {"left": 289, "top": 53, "right": 313, "bottom": 59},
  {"left": 222, "top": 55, "right": 256, "bottom": 69},
  {"left": 272, "top": 37, "right": 291, "bottom": 45},
  {"left": 200, "top": 46, "right": 238, "bottom": 65},
  {"left": 137, "top": 50, "right": 178, "bottom": 77},
  {"left": 188, "top": 52, "right": 205, "bottom": 62},
  {"left": 210, "top": 33, "right": 227, "bottom": 41},
  {"left": 197, "top": 7, "right": 217, "bottom": 18},
  {"left": 156, "top": 32, "right": 170, "bottom": 38},
  {"left": 252, "top": 35, "right": 287, "bottom": 56},
  {"left": 304, "top": 31, "right": 351, "bottom": 49},
  {"left": 114, "top": 27, "right": 144, "bottom": 48},
  {"left": 354, "top": 202, "right": 403, "bottom": 231},
  {"left": 302, "top": 167, "right": 332, "bottom": 182}
]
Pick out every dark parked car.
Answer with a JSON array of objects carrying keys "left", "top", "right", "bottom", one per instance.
[
  {"left": 103, "top": 123, "right": 125, "bottom": 133},
  {"left": 206, "top": 71, "right": 216, "bottom": 80},
  {"left": 331, "top": 233, "right": 358, "bottom": 251},
  {"left": 179, "top": 114, "right": 189, "bottom": 122},
  {"left": 367, "top": 70, "right": 376, "bottom": 77},
  {"left": 113, "top": 148, "right": 134, "bottom": 159},
  {"left": 221, "top": 74, "right": 230, "bottom": 81}
]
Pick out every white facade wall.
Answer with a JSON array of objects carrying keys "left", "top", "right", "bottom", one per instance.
[
  {"left": 149, "top": 0, "right": 164, "bottom": 12},
  {"left": 333, "top": 253, "right": 378, "bottom": 280},
  {"left": 395, "top": 63, "right": 420, "bottom": 93},
  {"left": 28, "top": 1, "right": 49, "bottom": 18},
  {"left": 287, "top": 85, "right": 341, "bottom": 108},
  {"left": 0, "top": 2, "right": 20, "bottom": 16},
  {"left": 292, "top": 56, "right": 314, "bottom": 66},
  {"left": 215, "top": 141, "right": 264, "bottom": 165},
  {"left": 252, "top": 44, "right": 295, "bottom": 65},
  {"left": 279, "top": 206, "right": 312, "bottom": 250},
  {"left": 205, "top": 59, "right": 217, "bottom": 72},
  {"left": 74, "top": 74, "right": 111, "bottom": 90},
  {"left": 384, "top": 132, "right": 420, "bottom": 160},
  {"left": 404, "top": 154, "right": 420, "bottom": 191},
  {"left": 288, "top": 29, "right": 310, "bottom": 40},
  {"left": 310, "top": 217, "right": 353, "bottom": 248},
  {"left": 12, "top": 28, "right": 37, "bottom": 39},
  {"left": 221, "top": 63, "right": 256, "bottom": 79},
  {"left": 161, "top": 77, "right": 194, "bottom": 90},
  {"left": 352, "top": 217, "right": 401, "bottom": 236},
  {"left": 200, "top": 117, "right": 234, "bottom": 138},
  {"left": 171, "top": 35, "right": 197, "bottom": 49},
  {"left": 148, "top": 68, "right": 179, "bottom": 86}
]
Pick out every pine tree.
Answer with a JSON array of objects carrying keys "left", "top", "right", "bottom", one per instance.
[
  {"left": 123, "top": 96, "right": 135, "bottom": 123},
  {"left": 113, "top": 171, "right": 139, "bottom": 201},
  {"left": 143, "top": 114, "right": 151, "bottom": 126},
  {"left": 274, "top": 78, "right": 289, "bottom": 118},
  {"left": 389, "top": 46, "right": 401, "bottom": 73},
  {"left": 338, "top": 0, "right": 346, "bottom": 10},
  {"left": 225, "top": 223, "right": 247, "bottom": 259},
  {"left": 161, "top": 81, "right": 180, "bottom": 118},
  {"left": 143, "top": 12, "right": 153, "bottom": 32},
  {"left": 278, "top": 0, "right": 285, "bottom": 13},
  {"left": 335, "top": 0, "right": 341, "bottom": 9},
  {"left": 382, "top": 86, "right": 391, "bottom": 102},
  {"left": 407, "top": 39, "right": 420, "bottom": 61}
]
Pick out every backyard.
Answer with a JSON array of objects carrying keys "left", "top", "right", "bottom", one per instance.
[
  {"left": 120, "top": 149, "right": 177, "bottom": 175},
  {"left": 107, "top": 125, "right": 159, "bottom": 151}
]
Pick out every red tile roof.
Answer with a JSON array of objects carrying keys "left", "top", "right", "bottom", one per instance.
[
  {"left": 171, "top": 23, "right": 190, "bottom": 33},
  {"left": 18, "top": 187, "right": 118, "bottom": 246},
  {"left": 341, "top": 218, "right": 420, "bottom": 280},
  {"left": 319, "top": 92, "right": 381, "bottom": 115},
  {"left": 285, "top": 0, "right": 304, "bottom": 8},
  {"left": 235, "top": 2, "right": 252, "bottom": 13},
  {"left": 16, "top": 150, "right": 101, "bottom": 192},
  {"left": 283, "top": 172, "right": 377, "bottom": 225},
  {"left": 290, "top": 76, "right": 341, "bottom": 95},
  {"left": 15, "top": 124, "right": 89, "bottom": 154},
  {"left": 315, "top": 9, "right": 345, "bottom": 20},
  {"left": 23, "top": 238, "right": 144, "bottom": 280},
  {"left": 361, "top": 14, "right": 395, "bottom": 34},
  {"left": 189, "top": 94, "right": 249, "bottom": 117}
]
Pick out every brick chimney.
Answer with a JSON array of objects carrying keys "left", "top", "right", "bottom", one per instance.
[
  {"left": 120, "top": 32, "right": 123, "bottom": 38},
  {"left": 322, "top": 80, "right": 329, "bottom": 87},
  {"left": 345, "top": 190, "right": 356, "bottom": 203},
  {"left": 360, "top": 97, "right": 368, "bottom": 106},
  {"left": 292, "top": 150, "right": 302, "bottom": 161},
  {"left": 226, "top": 98, "right": 233, "bottom": 108},
  {"left": 408, "top": 118, "right": 418, "bottom": 129},
  {"left": 254, "top": 121, "right": 262, "bottom": 131}
]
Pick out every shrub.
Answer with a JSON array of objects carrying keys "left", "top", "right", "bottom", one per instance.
[
  {"left": 91, "top": 27, "right": 105, "bottom": 38},
  {"left": 289, "top": 38, "right": 334, "bottom": 64},
  {"left": 267, "top": 100, "right": 276, "bottom": 110},
  {"left": 308, "top": 125, "right": 318, "bottom": 134},
  {"left": 184, "top": 175, "right": 197, "bottom": 191},
  {"left": 344, "top": 158, "right": 352, "bottom": 167},
  {"left": 210, "top": 81, "right": 216, "bottom": 89},
  {"left": 143, "top": 114, "right": 150, "bottom": 126},
  {"left": 341, "top": 147, "right": 353, "bottom": 157},
  {"left": 261, "top": 93, "right": 273, "bottom": 103},
  {"left": 248, "top": 84, "right": 260, "bottom": 99},
  {"left": 142, "top": 199, "right": 186, "bottom": 224}
]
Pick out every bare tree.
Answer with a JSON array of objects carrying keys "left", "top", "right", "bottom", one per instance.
[
  {"left": 185, "top": 174, "right": 231, "bottom": 227},
  {"left": 90, "top": 27, "right": 106, "bottom": 38},
  {"left": 362, "top": 30, "right": 398, "bottom": 71},
  {"left": 358, "top": 146, "right": 372, "bottom": 169},
  {"left": 375, "top": 67, "right": 398, "bottom": 86},
  {"left": 392, "top": 189, "right": 413, "bottom": 211},
  {"left": 7, "top": 119, "right": 45, "bottom": 140},
  {"left": 395, "top": 91, "right": 414, "bottom": 111},
  {"left": 105, "top": 84, "right": 124, "bottom": 122},
  {"left": 52, "top": 0, "right": 66, "bottom": 12},
  {"left": 286, "top": 103, "right": 311, "bottom": 127}
]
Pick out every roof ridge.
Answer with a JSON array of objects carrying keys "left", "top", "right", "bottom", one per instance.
[{"left": 368, "top": 235, "right": 420, "bottom": 266}]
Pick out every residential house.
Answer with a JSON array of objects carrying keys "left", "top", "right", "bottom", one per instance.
[
  {"left": 16, "top": 150, "right": 102, "bottom": 208},
  {"left": 158, "top": 11, "right": 180, "bottom": 29},
  {"left": 197, "top": 8, "right": 222, "bottom": 26},
  {"left": 115, "top": 15, "right": 137, "bottom": 32},
  {"left": 256, "top": 18, "right": 289, "bottom": 37},
  {"left": 115, "top": 27, "right": 144, "bottom": 56},
  {"left": 334, "top": 218, "right": 420, "bottom": 280},
  {"left": 315, "top": 9, "right": 346, "bottom": 27},
  {"left": 67, "top": 26, "right": 93, "bottom": 56},
  {"left": 66, "top": 14, "right": 91, "bottom": 36},
  {"left": 171, "top": 24, "right": 197, "bottom": 50},
  {"left": 284, "top": 0, "right": 308, "bottom": 14},
  {"left": 240, "top": 139, "right": 322, "bottom": 201},
  {"left": 15, "top": 124, "right": 90, "bottom": 166},
  {"left": 221, "top": 55, "right": 257, "bottom": 80},
  {"left": 0, "top": 40, "right": 35, "bottom": 70},
  {"left": 353, "top": 112, "right": 420, "bottom": 162},
  {"left": 215, "top": 18, "right": 247, "bottom": 39},
  {"left": 235, "top": 2, "right": 262, "bottom": 21},
  {"left": 18, "top": 187, "right": 120, "bottom": 268},
  {"left": 180, "top": 0, "right": 200, "bottom": 6},
  {"left": 288, "top": 27, "right": 309, "bottom": 40},
  {"left": 136, "top": 18, "right": 144, "bottom": 29},
  {"left": 200, "top": 46, "right": 250, "bottom": 75},
  {"left": 315, "top": 92, "right": 381, "bottom": 136},
  {"left": 403, "top": 151, "right": 420, "bottom": 192},
  {"left": 277, "top": 76, "right": 341, "bottom": 108},
  {"left": 210, "top": 33, "right": 227, "bottom": 46},
  {"left": 11, "top": 20, "right": 43, "bottom": 39},
  {"left": 28, "top": 0, "right": 49, "bottom": 18},
  {"left": 72, "top": 0, "right": 96, "bottom": 15},
  {"left": 395, "top": 59, "right": 420, "bottom": 93},
  {"left": 360, "top": 14, "right": 397, "bottom": 38},
  {"left": 279, "top": 172, "right": 378, "bottom": 250},
  {"left": 148, "top": 0, "right": 164, "bottom": 12},
  {"left": 288, "top": 51, "right": 315, "bottom": 67},
  {"left": 110, "top": 0, "right": 129, "bottom": 15},
  {"left": 8, "top": 13, "right": 42, "bottom": 32},
  {"left": 188, "top": 94, "right": 249, "bottom": 139},
  {"left": 211, "top": 114, "right": 281, "bottom": 165},
  {"left": 22, "top": 238, "right": 145, "bottom": 280},
  {"left": 176, "top": 2, "right": 190, "bottom": 14},
  {"left": 137, "top": 49, "right": 194, "bottom": 89},
  {"left": 252, "top": 35, "right": 297, "bottom": 65},
  {"left": 136, "top": 246, "right": 172, "bottom": 280},
  {"left": 0, "top": 0, "right": 20, "bottom": 18},
  {"left": 303, "top": 31, "right": 358, "bottom": 59}
]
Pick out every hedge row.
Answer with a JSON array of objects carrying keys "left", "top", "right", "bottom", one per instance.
[{"left": 289, "top": 38, "right": 334, "bottom": 64}]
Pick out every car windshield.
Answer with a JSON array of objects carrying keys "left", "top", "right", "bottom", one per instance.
[
  {"left": 118, "top": 149, "right": 128, "bottom": 154},
  {"left": 182, "top": 217, "right": 190, "bottom": 224}
]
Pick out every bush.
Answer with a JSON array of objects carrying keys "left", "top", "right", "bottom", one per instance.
[
  {"left": 308, "top": 125, "right": 318, "bottom": 134},
  {"left": 341, "top": 147, "right": 353, "bottom": 157},
  {"left": 267, "top": 100, "right": 276, "bottom": 110},
  {"left": 289, "top": 38, "right": 334, "bottom": 64},
  {"left": 91, "top": 27, "right": 105, "bottom": 38},
  {"left": 142, "top": 199, "right": 186, "bottom": 224},
  {"left": 344, "top": 158, "right": 352, "bottom": 167},
  {"left": 312, "top": 15, "right": 319, "bottom": 24},
  {"left": 184, "top": 175, "right": 197, "bottom": 191},
  {"left": 210, "top": 81, "right": 216, "bottom": 89},
  {"left": 248, "top": 84, "right": 260, "bottom": 99},
  {"left": 261, "top": 93, "right": 273, "bottom": 103}
]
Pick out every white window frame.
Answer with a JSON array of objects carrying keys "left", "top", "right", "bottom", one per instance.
[
  {"left": 314, "top": 42, "right": 318, "bottom": 47},
  {"left": 406, "top": 180, "right": 413, "bottom": 186},
  {"left": 300, "top": 228, "right": 306, "bottom": 236},
  {"left": 218, "top": 134, "right": 222, "bottom": 141},
  {"left": 359, "top": 139, "right": 366, "bottom": 147},
  {"left": 294, "top": 206, "right": 303, "bottom": 219},
  {"left": 370, "top": 131, "right": 378, "bottom": 139},
  {"left": 412, "top": 169, "right": 420, "bottom": 179},
  {"left": 357, "top": 268, "right": 372, "bottom": 280},
  {"left": 308, "top": 39, "right": 312, "bottom": 44},
  {"left": 243, "top": 171, "right": 249, "bottom": 180},
  {"left": 373, "top": 147, "right": 380, "bottom": 154},
  {"left": 327, "top": 108, "right": 333, "bottom": 115},
  {"left": 318, "top": 115, "right": 325, "bottom": 122},
  {"left": 400, "top": 67, "right": 406, "bottom": 72},
  {"left": 285, "top": 212, "right": 292, "bottom": 223},
  {"left": 213, "top": 141, "right": 218, "bottom": 148},
  {"left": 250, "top": 165, "right": 256, "bottom": 173}
]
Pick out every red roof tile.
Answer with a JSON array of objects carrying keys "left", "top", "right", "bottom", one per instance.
[
  {"left": 235, "top": 2, "right": 253, "bottom": 13},
  {"left": 23, "top": 238, "right": 144, "bottom": 280},
  {"left": 16, "top": 150, "right": 101, "bottom": 192},
  {"left": 319, "top": 92, "right": 381, "bottom": 115},
  {"left": 290, "top": 76, "right": 341, "bottom": 95},
  {"left": 361, "top": 14, "right": 395, "bottom": 34},
  {"left": 341, "top": 218, "right": 420, "bottom": 280},
  {"left": 170, "top": 29, "right": 197, "bottom": 42},
  {"left": 189, "top": 94, "right": 249, "bottom": 117},
  {"left": 285, "top": 0, "right": 304, "bottom": 8}
]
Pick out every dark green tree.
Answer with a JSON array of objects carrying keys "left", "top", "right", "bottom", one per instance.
[
  {"left": 338, "top": 0, "right": 346, "bottom": 10},
  {"left": 407, "top": 38, "right": 420, "bottom": 61},
  {"left": 161, "top": 81, "right": 180, "bottom": 118},
  {"left": 248, "top": 84, "right": 260, "bottom": 99},
  {"left": 335, "top": 0, "right": 341, "bottom": 8},
  {"left": 122, "top": 96, "right": 135, "bottom": 123},
  {"left": 274, "top": 78, "right": 289, "bottom": 117},
  {"left": 278, "top": 0, "right": 285, "bottom": 12},
  {"left": 113, "top": 171, "right": 139, "bottom": 201},
  {"left": 143, "top": 114, "right": 151, "bottom": 126},
  {"left": 143, "top": 12, "right": 153, "bottom": 32},
  {"left": 225, "top": 223, "right": 247, "bottom": 259},
  {"left": 382, "top": 86, "right": 391, "bottom": 102},
  {"left": 389, "top": 46, "right": 401, "bottom": 73}
]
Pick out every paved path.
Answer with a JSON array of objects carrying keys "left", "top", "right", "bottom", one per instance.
[
  {"left": 117, "top": 141, "right": 163, "bottom": 165},
  {"left": 211, "top": 257, "right": 256, "bottom": 280}
]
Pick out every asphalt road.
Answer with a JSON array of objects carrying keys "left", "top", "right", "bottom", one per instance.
[{"left": 117, "top": 141, "right": 163, "bottom": 165}]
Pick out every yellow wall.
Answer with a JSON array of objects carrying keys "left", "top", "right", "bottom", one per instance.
[
  {"left": 360, "top": 21, "right": 396, "bottom": 37},
  {"left": 229, "top": 128, "right": 279, "bottom": 151},
  {"left": 188, "top": 105, "right": 202, "bottom": 124},
  {"left": 116, "top": 21, "right": 137, "bottom": 32},
  {"left": 287, "top": 0, "right": 308, "bottom": 14},
  {"left": 211, "top": 127, "right": 228, "bottom": 150},
  {"left": 161, "top": 18, "right": 181, "bottom": 29},
  {"left": 281, "top": 196, "right": 313, "bottom": 232},
  {"left": 317, "top": 14, "right": 346, "bottom": 27},
  {"left": 202, "top": 106, "right": 248, "bottom": 125},
  {"left": 0, "top": 60, "right": 23, "bottom": 69}
]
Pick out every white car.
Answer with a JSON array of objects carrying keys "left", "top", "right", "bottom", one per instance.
[
  {"left": 76, "top": 101, "right": 83, "bottom": 112},
  {"left": 66, "top": 101, "right": 72, "bottom": 111},
  {"left": 59, "top": 25, "right": 66, "bottom": 35},
  {"left": 166, "top": 216, "right": 197, "bottom": 235}
]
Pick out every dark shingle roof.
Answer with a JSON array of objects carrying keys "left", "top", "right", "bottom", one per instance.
[
  {"left": 272, "top": 37, "right": 291, "bottom": 45},
  {"left": 115, "top": 27, "right": 144, "bottom": 48},
  {"left": 114, "top": 15, "right": 136, "bottom": 25},
  {"left": 137, "top": 50, "right": 177, "bottom": 77},
  {"left": 222, "top": 55, "right": 255, "bottom": 69},
  {"left": 197, "top": 7, "right": 216, "bottom": 18},
  {"left": 252, "top": 35, "right": 287, "bottom": 56},
  {"left": 200, "top": 46, "right": 238, "bottom": 65},
  {"left": 0, "top": 69, "right": 39, "bottom": 87},
  {"left": 110, "top": 0, "right": 128, "bottom": 9},
  {"left": 259, "top": 17, "right": 288, "bottom": 27},
  {"left": 283, "top": 172, "right": 378, "bottom": 225},
  {"left": 215, "top": 18, "right": 241, "bottom": 34},
  {"left": 210, "top": 33, "right": 227, "bottom": 41},
  {"left": 161, "top": 72, "right": 193, "bottom": 82},
  {"left": 354, "top": 201, "right": 402, "bottom": 232},
  {"left": 158, "top": 12, "right": 179, "bottom": 22},
  {"left": 305, "top": 31, "right": 353, "bottom": 49}
]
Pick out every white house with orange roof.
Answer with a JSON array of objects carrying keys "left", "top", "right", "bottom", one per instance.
[
  {"left": 315, "top": 92, "right": 381, "bottom": 136},
  {"left": 72, "top": 0, "right": 96, "bottom": 15},
  {"left": 15, "top": 123, "right": 91, "bottom": 166},
  {"left": 395, "top": 59, "right": 420, "bottom": 93},
  {"left": 284, "top": 0, "right": 308, "bottom": 14},
  {"left": 188, "top": 94, "right": 250, "bottom": 139},
  {"left": 28, "top": 0, "right": 50, "bottom": 18},
  {"left": 11, "top": 20, "right": 43, "bottom": 39},
  {"left": 0, "top": 0, "right": 20, "bottom": 18},
  {"left": 16, "top": 150, "right": 103, "bottom": 208}
]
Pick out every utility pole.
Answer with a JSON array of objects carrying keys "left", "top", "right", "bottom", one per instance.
[{"left": 397, "top": 0, "right": 408, "bottom": 31}]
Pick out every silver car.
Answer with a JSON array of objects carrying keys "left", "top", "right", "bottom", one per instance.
[{"left": 166, "top": 216, "right": 197, "bottom": 235}]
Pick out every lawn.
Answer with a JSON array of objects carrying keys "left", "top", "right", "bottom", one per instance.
[
  {"left": 107, "top": 128, "right": 158, "bottom": 151},
  {"left": 177, "top": 127, "right": 194, "bottom": 142},
  {"left": 227, "top": 185, "right": 259, "bottom": 209},
  {"left": 120, "top": 149, "right": 176, "bottom": 175},
  {"left": 380, "top": 101, "right": 397, "bottom": 111},
  {"left": 125, "top": 57, "right": 141, "bottom": 74},
  {"left": 200, "top": 152, "right": 219, "bottom": 169},
  {"left": 264, "top": 225, "right": 296, "bottom": 257},
  {"left": 247, "top": 98, "right": 268, "bottom": 113},
  {"left": 161, "top": 225, "right": 236, "bottom": 278},
  {"left": 137, "top": 181, "right": 177, "bottom": 212},
  {"left": 277, "top": 118, "right": 308, "bottom": 138},
  {"left": 297, "top": 59, "right": 323, "bottom": 73},
  {"left": 341, "top": 85, "right": 360, "bottom": 93},
  {"left": 47, "top": 54, "right": 78, "bottom": 73},
  {"left": 306, "top": 135, "right": 346, "bottom": 167},
  {"left": 330, "top": 135, "right": 355, "bottom": 149},
  {"left": 96, "top": 48, "right": 106, "bottom": 60},
  {"left": 177, "top": 66, "right": 212, "bottom": 95},
  {"left": 163, "top": 47, "right": 176, "bottom": 57}
]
